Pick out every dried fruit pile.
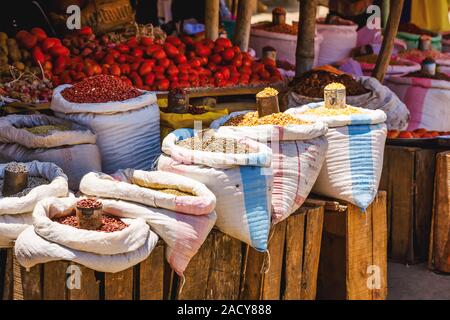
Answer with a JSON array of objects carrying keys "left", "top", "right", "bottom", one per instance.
[
  {"left": 176, "top": 136, "right": 256, "bottom": 154},
  {"left": 290, "top": 70, "right": 370, "bottom": 98},
  {"left": 53, "top": 213, "right": 129, "bottom": 233},
  {"left": 404, "top": 71, "right": 450, "bottom": 81},
  {"left": 224, "top": 111, "right": 309, "bottom": 126},
  {"left": 388, "top": 129, "right": 450, "bottom": 139},
  {"left": 0, "top": 177, "right": 49, "bottom": 198},
  {"left": 25, "top": 125, "right": 70, "bottom": 135},
  {"left": 61, "top": 75, "right": 142, "bottom": 103},
  {"left": 253, "top": 22, "right": 298, "bottom": 35},
  {"left": 302, "top": 105, "right": 367, "bottom": 116}
]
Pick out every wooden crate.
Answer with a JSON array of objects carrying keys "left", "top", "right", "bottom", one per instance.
[
  {"left": 1, "top": 242, "right": 167, "bottom": 300},
  {"left": 380, "top": 145, "right": 437, "bottom": 264},
  {"left": 317, "top": 192, "right": 388, "bottom": 300},
  {"left": 240, "top": 205, "right": 324, "bottom": 300},
  {"left": 429, "top": 151, "right": 450, "bottom": 273}
]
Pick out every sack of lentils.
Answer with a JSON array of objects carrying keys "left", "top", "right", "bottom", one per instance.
[
  {"left": 158, "top": 128, "right": 273, "bottom": 252},
  {"left": 286, "top": 102, "right": 387, "bottom": 210},
  {"left": 284, "top": 70, "right": 409, "bottom": 130},
  {"left": 0, "top": 161, "right": 68, "bottom": 248},
  {"left": 211, "top": 108, "right": 328, "bottom": 224},
  {"left": 50, "top": 75, "right": 161, "bottom": 174},
  {"left": 15, "top": 197, "right": 158, "bottom": 273},
  {"left": 0, "top": 114, "right": 101, "bottom": 190}
]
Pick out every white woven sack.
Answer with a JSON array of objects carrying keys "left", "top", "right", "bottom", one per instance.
[
  {"left": 51, "top": 84, "right": 161, "bottom": 174},
  {"left": 211, "top": 112, "right": 328, "bottom": 223},
  {"left": 0, "top": 161, "right": 68, "bottom": 248},
  {"left": 80, "top": 170, "right": 216, "bottom": 216},
  {"left": 0, "top": 115, "right": 101, "bottom": 190},
  {"left": 287, "top": 103, "right": 387, "bottom": 210},
  {"left": 316, "top": 23, "right": 358, "bottom": 66},
  {"left": 385, "top": 76, "right": 450, "bottom": 131},
  {"left": 14, "top": 197, "right": 158, "bottom": 273}
]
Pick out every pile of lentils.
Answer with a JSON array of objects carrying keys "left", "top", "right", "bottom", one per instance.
[
  {"left": 53, "top": 214, "right": 129, "bottom": 233},
  {"left": 0, "top": 162, "right": 49, "bottom": 198},
  {"left": 177, "top": 135, "right": 256, "bottom": 154},
  {"left": 61, "top": 75, "right": 142, "bottom": 103},
  {"left": 224, "top": 111, "right": 309, "bottom": 127}
]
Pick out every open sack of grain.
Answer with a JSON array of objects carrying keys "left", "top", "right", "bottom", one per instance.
[
  {"left": 210, "top": 111, "right": 328, "bottom": 224},
  {"left": 0, "top": 114, "right": 101, "bottom": 190},
  {"left": 386, "top": 75, "right": 450, "bottom": 131},
  {"left": 0, "top": 161, "right": 69, "bottom": 248},
  {"left": 284, "top": 70, "right": 409, "bottom": 130},
  {"left": 286, "top": 103, "right": 387, "bottom": 210},
  {"left": 158, "top": 128, "right": 273, "bottom": 252},
  {"left": 51, "top": 76, "right": 161, "bottom": 174},
  {"left": 15, "top": 197, "right": 158, "bottom": 273},
  {"left": 79, "top": 171, "right": 216, "bottom": 275}
]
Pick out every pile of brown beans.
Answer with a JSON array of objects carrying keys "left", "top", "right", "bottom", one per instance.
[
  {"left": 76, "top": 198, "right": 102, "bottom": 209},
  {"left": 53, "top": 213, "right": 129, "bottom": 233}
]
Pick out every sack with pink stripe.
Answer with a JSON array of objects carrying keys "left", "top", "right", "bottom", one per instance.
[
  {"left": 386, "top": 76, "right": 450, "bottom": 131},
  {"left": 211, "top": 112, "right": 328, "bottom": 224}
]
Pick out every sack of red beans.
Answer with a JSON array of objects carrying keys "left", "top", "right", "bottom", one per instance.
[
  {"left": 15, "top": 197, "right": 159, "bottom": 273},
  {"left": 50, "top": 75, "right": 161, "bottom": 174}
]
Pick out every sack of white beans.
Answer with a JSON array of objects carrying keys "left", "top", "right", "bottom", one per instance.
[
  {"left": 0, "top": 161, "right": 69, "bottom": 248},
  {"left": 158, "top": 128, "right": 273, "bottom": 252},
  {"left": 210, "top": 111, "right": 328, "bottom": 224},
  {"left": 15, "top": 197, "right": 158, "bottom": 273},
  {"left": 286, "top": 103, "right": 387, "bottom": 210}
]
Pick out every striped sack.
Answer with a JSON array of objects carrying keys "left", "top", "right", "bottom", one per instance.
[
  {"left": 386, "top": 76, "right": 450, "bottom": 131},
  {"left": 158, "top": 128, "right": 273, "bottom": 251},
  {"left": 286, "top": 103, "right": 387, "bottom": 210},
  {"left": 211, "top": 112, "right": 328, "bottom": 224}
]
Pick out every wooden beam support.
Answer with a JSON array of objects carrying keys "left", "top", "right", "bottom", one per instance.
[
  {"left": 373, "top": 0, "right": 404, "bottom": 82},
  {"left": 296, "top": 0, "right": 318, "bottom": 76},
  {"left": 234, "top": 0, "right": 256, "bottom": 51},
  {"left": 205, "top": 0, "right": 220, "bottom": 41}
]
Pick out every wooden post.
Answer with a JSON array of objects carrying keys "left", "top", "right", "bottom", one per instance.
[
  {"left": 295, "top": 0, "right": 318, "bottom": 76},
  {"left": 205, "top": 0, "right": 220, "bottom": 41},
  {"left": 234, "top": 0, "right": 256, "bottom": 52},
  {"left": 373, "top": 0, "right": 404, "bottom": 82}
]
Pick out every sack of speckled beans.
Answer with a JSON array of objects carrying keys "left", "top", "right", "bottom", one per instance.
[
  {"left": 0, "top": 161, "right": 69, "bottom": 248},
  {"left": 78, "top": 170, "right": 217, "bottom": 276}
]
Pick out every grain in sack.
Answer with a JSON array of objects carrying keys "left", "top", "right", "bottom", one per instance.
[
  {"left": 51, "top": 80, "right": 160, "bottom": 174},
  {"left": 0, "top": 161, "right": 69, "bottom": 248},
  {"left": 286, "top": 103, "right": 387, "bottom": 210},
  {"left": 15, "top": 197, "right": 158, "bottom": 273},
  {"left": 211, "top": 111, "right": 328, "bottom": 224},
  {"left": 0, "top": 114, "right": 101, "bottom": 190},
  {"left": 158, "top": 128, "right": 273, "bottom": 252}
]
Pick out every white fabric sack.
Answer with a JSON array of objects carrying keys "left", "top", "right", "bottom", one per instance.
[
  {"left": 287, "top": 76, "right": 409, "bottom": 130},
  {"left": 99, "top": 198, "right": 217, "bottom": 276},
  {"left": 0, "top": 115, "right": 101, "bottom": 190},
  {"left": 51, "top": 84, "right": 161, "bottom": 174},
  {"left": 80, "top": 170, "right": 216, "bottom": 216},
  {"left": 14, "top": 197, "right": 158, "bottom": 273},
  {"left": 249, "top": 28, "right": 323, "bottom": 67},
  {"left": 159, "top": 128, "right": 273, "bottom": 251},
  {"left": 385, "top": 76, "right": 450, "bottom": 131},
  {"left": 316, "top": 23, "right": 358, "bottom": 66},
  {"left": 286, "top": 103, "right": 387, "bottom": 210},
  {"left": 0, "top": 161, "right": 69, "bottom": 248},
  {"left": 211, "top": 112, "right": 328, "bottom": 223}
]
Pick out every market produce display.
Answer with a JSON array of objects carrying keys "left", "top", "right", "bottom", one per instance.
[
  {"left": 388, "top": 128, "right": 450, "bottom": 139},
  {"left": 0, "top": 161, "right": 68, "bottom": 248},
  {"left": 397, "top": 23, "right": 442, "bottom": 50},
  {"left": 53, "top": 213, "right": 129, "bottom": 233},
  {"left": 159, "top": 128, "right": 273, "bottom": 251},
  {"left": 51, "top": 77, "right": 160, "bottom": 174},
  {"left": 354, "top": 54, "right": 421, "bottom": 77},
  {"left": 0, "top": 114, "right": 101, "bottom": 190}
]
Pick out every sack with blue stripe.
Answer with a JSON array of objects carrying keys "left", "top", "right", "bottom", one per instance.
[
  {"left": 286, "top": 103, "right": 387, "bottom": 210},
  {"left": 158, "top": 128, "right": 273, "bottom": 251}
]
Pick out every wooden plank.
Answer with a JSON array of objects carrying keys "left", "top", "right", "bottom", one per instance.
[
  {"left": 206, "top": 230, "right": 242, "bottom": 300},
  {"left": 389, "top": 147, "right": 415, "bottom": 264},
  {"left": 283, "top": 212, "right": 306, "bottom": 300},
  {"left": 346, "top": 202, "right": 373, "bottom": 300},
  {"left": 371, "top": 192, "right": 388, "bottom": 300},
  {"left": 43, "top": 261, "right": 69, "bottom": 300},
  {"left": 104, "top": 268, "right": 134, "bottom": 300},
  {"left": 139, "top": 243, "right": 165, "bottom": 300},
  {"left": 300, "top": 206, "right": 324, "bottom": 300},
  {"left": 0, "top": 249, "right": 6, "bottom": 300},
  {"left": 430, "top": 152, "right": 450, "bottom": 273},
  {"left": 176, "top": 233, "right": 213, "bottom": 300},
  {"left": 67, "top": 264, "right": 100, "bottom": 300},
  {"left": 13, "top": 254, "right": 42, "bottom": 300},
  {"left": 2, "top": 249, "right": 13, "bottom": 300}
]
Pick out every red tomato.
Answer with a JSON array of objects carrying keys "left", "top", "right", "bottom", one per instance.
[
  {"left": 175, "top": 54, "right": 187, "bottom": 64},
  {"left": 215, "top": 37, "right": 232, "bottom": 48},
  {"left": 210, "top": 54, "right": 222, "bottom": 65},
  {"left": 157, "top": 79, "right": 170, "bottom": 91},
  {"left": 222, "top": 48, "right": 235, "bottom": 61}
]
